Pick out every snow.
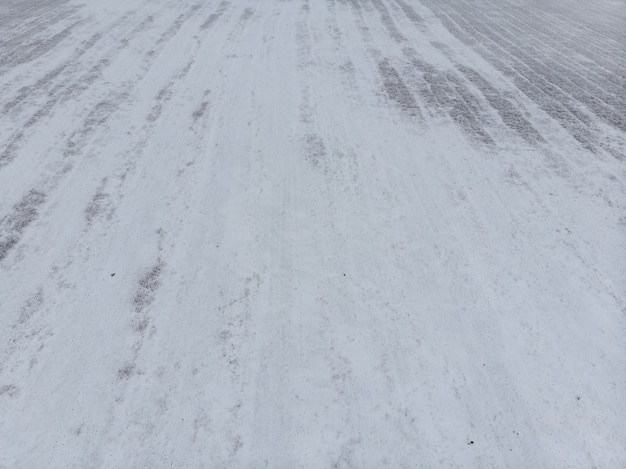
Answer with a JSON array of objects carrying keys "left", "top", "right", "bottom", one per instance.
[{"left": 1, "top": 0, "right": 625, "bottom": 466}]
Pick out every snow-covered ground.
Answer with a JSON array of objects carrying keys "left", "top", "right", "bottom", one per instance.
[{"left": 1, "top": 0, "right": 625, "bottom": 466}]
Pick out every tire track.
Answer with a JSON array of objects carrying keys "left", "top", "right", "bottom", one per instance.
[
  {"left": 369, "top": 0, "right": 406, "bottom": 43},
  {"left": 0, "top": 2, "right": 220, "bottom": 263},
  {"left": 0, "top": 0, "right": 79, "bottom": 72},
  {"left": 456, "top": 65, "right": 544, "bottom": 144},
  {"left": 200, "top": 0, "right": 231, "bottom": 31},
  {"left": 378, "top": 58, "right": 420, "bottom": 117},
  {"left": 402, "top": 49, "right": 494, "bottom": 145},
  {"left": 345, "top": 0, "right": 501, "bottom": 145},
  {"left": 431, "top": 6, "right": 600, "bottom": 151},
  {"left": 0, "top": 11, "right": 158, "bottom": 168},
  {"left": 484, "top": 0, "right": 626, "bottom": 96},
  {"left": 0, "top": 288, "right": 52, "bottom": 380},
  {"left": 418, "top": 0, "right": 625, "bottom": 156},
  {"left": 0, "top": 190, "right": 46, "bottom": 262},
  {"left": 0, "top": 19, "right": 83, "bottom": 71},
  {"left": 80, "top": 1, "right": 242, "bottom": 231},
  {"left": 2, "top": 31, "right": 105, "bottom": 115},
  {"left": 476, "top": 6, "right": 626, "bottom": 133}
]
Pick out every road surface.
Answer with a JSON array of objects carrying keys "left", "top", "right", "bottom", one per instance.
[{"left": 1, "top": 0, "right": 625, "bottom": 466}]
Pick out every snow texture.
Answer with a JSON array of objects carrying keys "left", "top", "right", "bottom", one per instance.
[{"left": 0, "top": 0, "right": 625, "bottom": 466}]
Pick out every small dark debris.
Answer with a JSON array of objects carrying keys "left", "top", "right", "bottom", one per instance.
[
  {"left": 468, "top": 441, "right": 474, "bottom": 445},
  {"left": 111, "top": 273, "right": 115, "bottom": 277},
  {"left": 576, "top": 395, "right": 581, "bottom": 401}
]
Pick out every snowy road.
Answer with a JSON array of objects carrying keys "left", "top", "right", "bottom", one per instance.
[{"left": 1, "top": 0, "right": 625, "bottom": 466}]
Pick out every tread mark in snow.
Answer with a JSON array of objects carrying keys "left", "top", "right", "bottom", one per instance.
[
  {"left": 370, "top": 0, "right": 406, "bottom": 43},
  {"left": 85, "top": 178, "right": 112, "bottom": 225},
  {"left": 132, "top": 259, "right": 165, "bottom": 333},
  {"left": 0, "top": 190, "right": 46, "bottom": 261},
  {"left": 304, "top": 133, "right": 327, "bottom": 169},
  {"left": 457, "top": 65, "right": 545, "bottom": 144},
  {"left": 393, "top": 0, "right": 423, "bottom": 26},
  {"left": 200, "top": 1, "right": 230, "bottom": 30},
  {"left": 405, "top": 52, "right": 493, "bottom": 144},
  {"left": 65, "top": 93, "right": 128, "bottom": 157},
  {"left": 0, "top": 384, "right": 21, "bottom": 398},
  {"left": 378, "top": 59, "right": 420, "bottom": 117},
  {"left": 1, "top": 288, "right": 51, "bottom": 375}
]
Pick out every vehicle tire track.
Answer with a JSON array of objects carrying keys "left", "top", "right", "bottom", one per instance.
[
  {"left": 0, "top": 190, "right": 46, "bottom": 262},
  {"left": 0, "top": 1, "right": 231, "bottom": 263},
  {"left": 0, "top": 10, "right": 162, "bottom": 169},
  {"left": 418, "top": 0, "right": 625, "bottom": 156}
]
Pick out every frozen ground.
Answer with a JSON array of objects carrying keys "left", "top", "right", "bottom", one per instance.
[{"left": 0, "top": 0, "right": 625, "bottom": 466}]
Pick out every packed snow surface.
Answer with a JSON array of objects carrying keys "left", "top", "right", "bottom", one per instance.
[{"left": 1, "top": 0, "right": 625, "bottom": 466}]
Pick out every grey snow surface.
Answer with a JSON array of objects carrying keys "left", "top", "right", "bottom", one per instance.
[{"left": 0, "top": 0, "right": 625, "bottom": 466}]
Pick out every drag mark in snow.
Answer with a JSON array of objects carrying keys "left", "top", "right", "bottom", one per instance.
[{"left": 0, "top": 190, "right": 46, "bottom": 261}]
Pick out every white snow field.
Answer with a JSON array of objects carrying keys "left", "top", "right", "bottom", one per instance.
[{"left": 1, "top": 0, "right": 625, "bottom": 466}]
